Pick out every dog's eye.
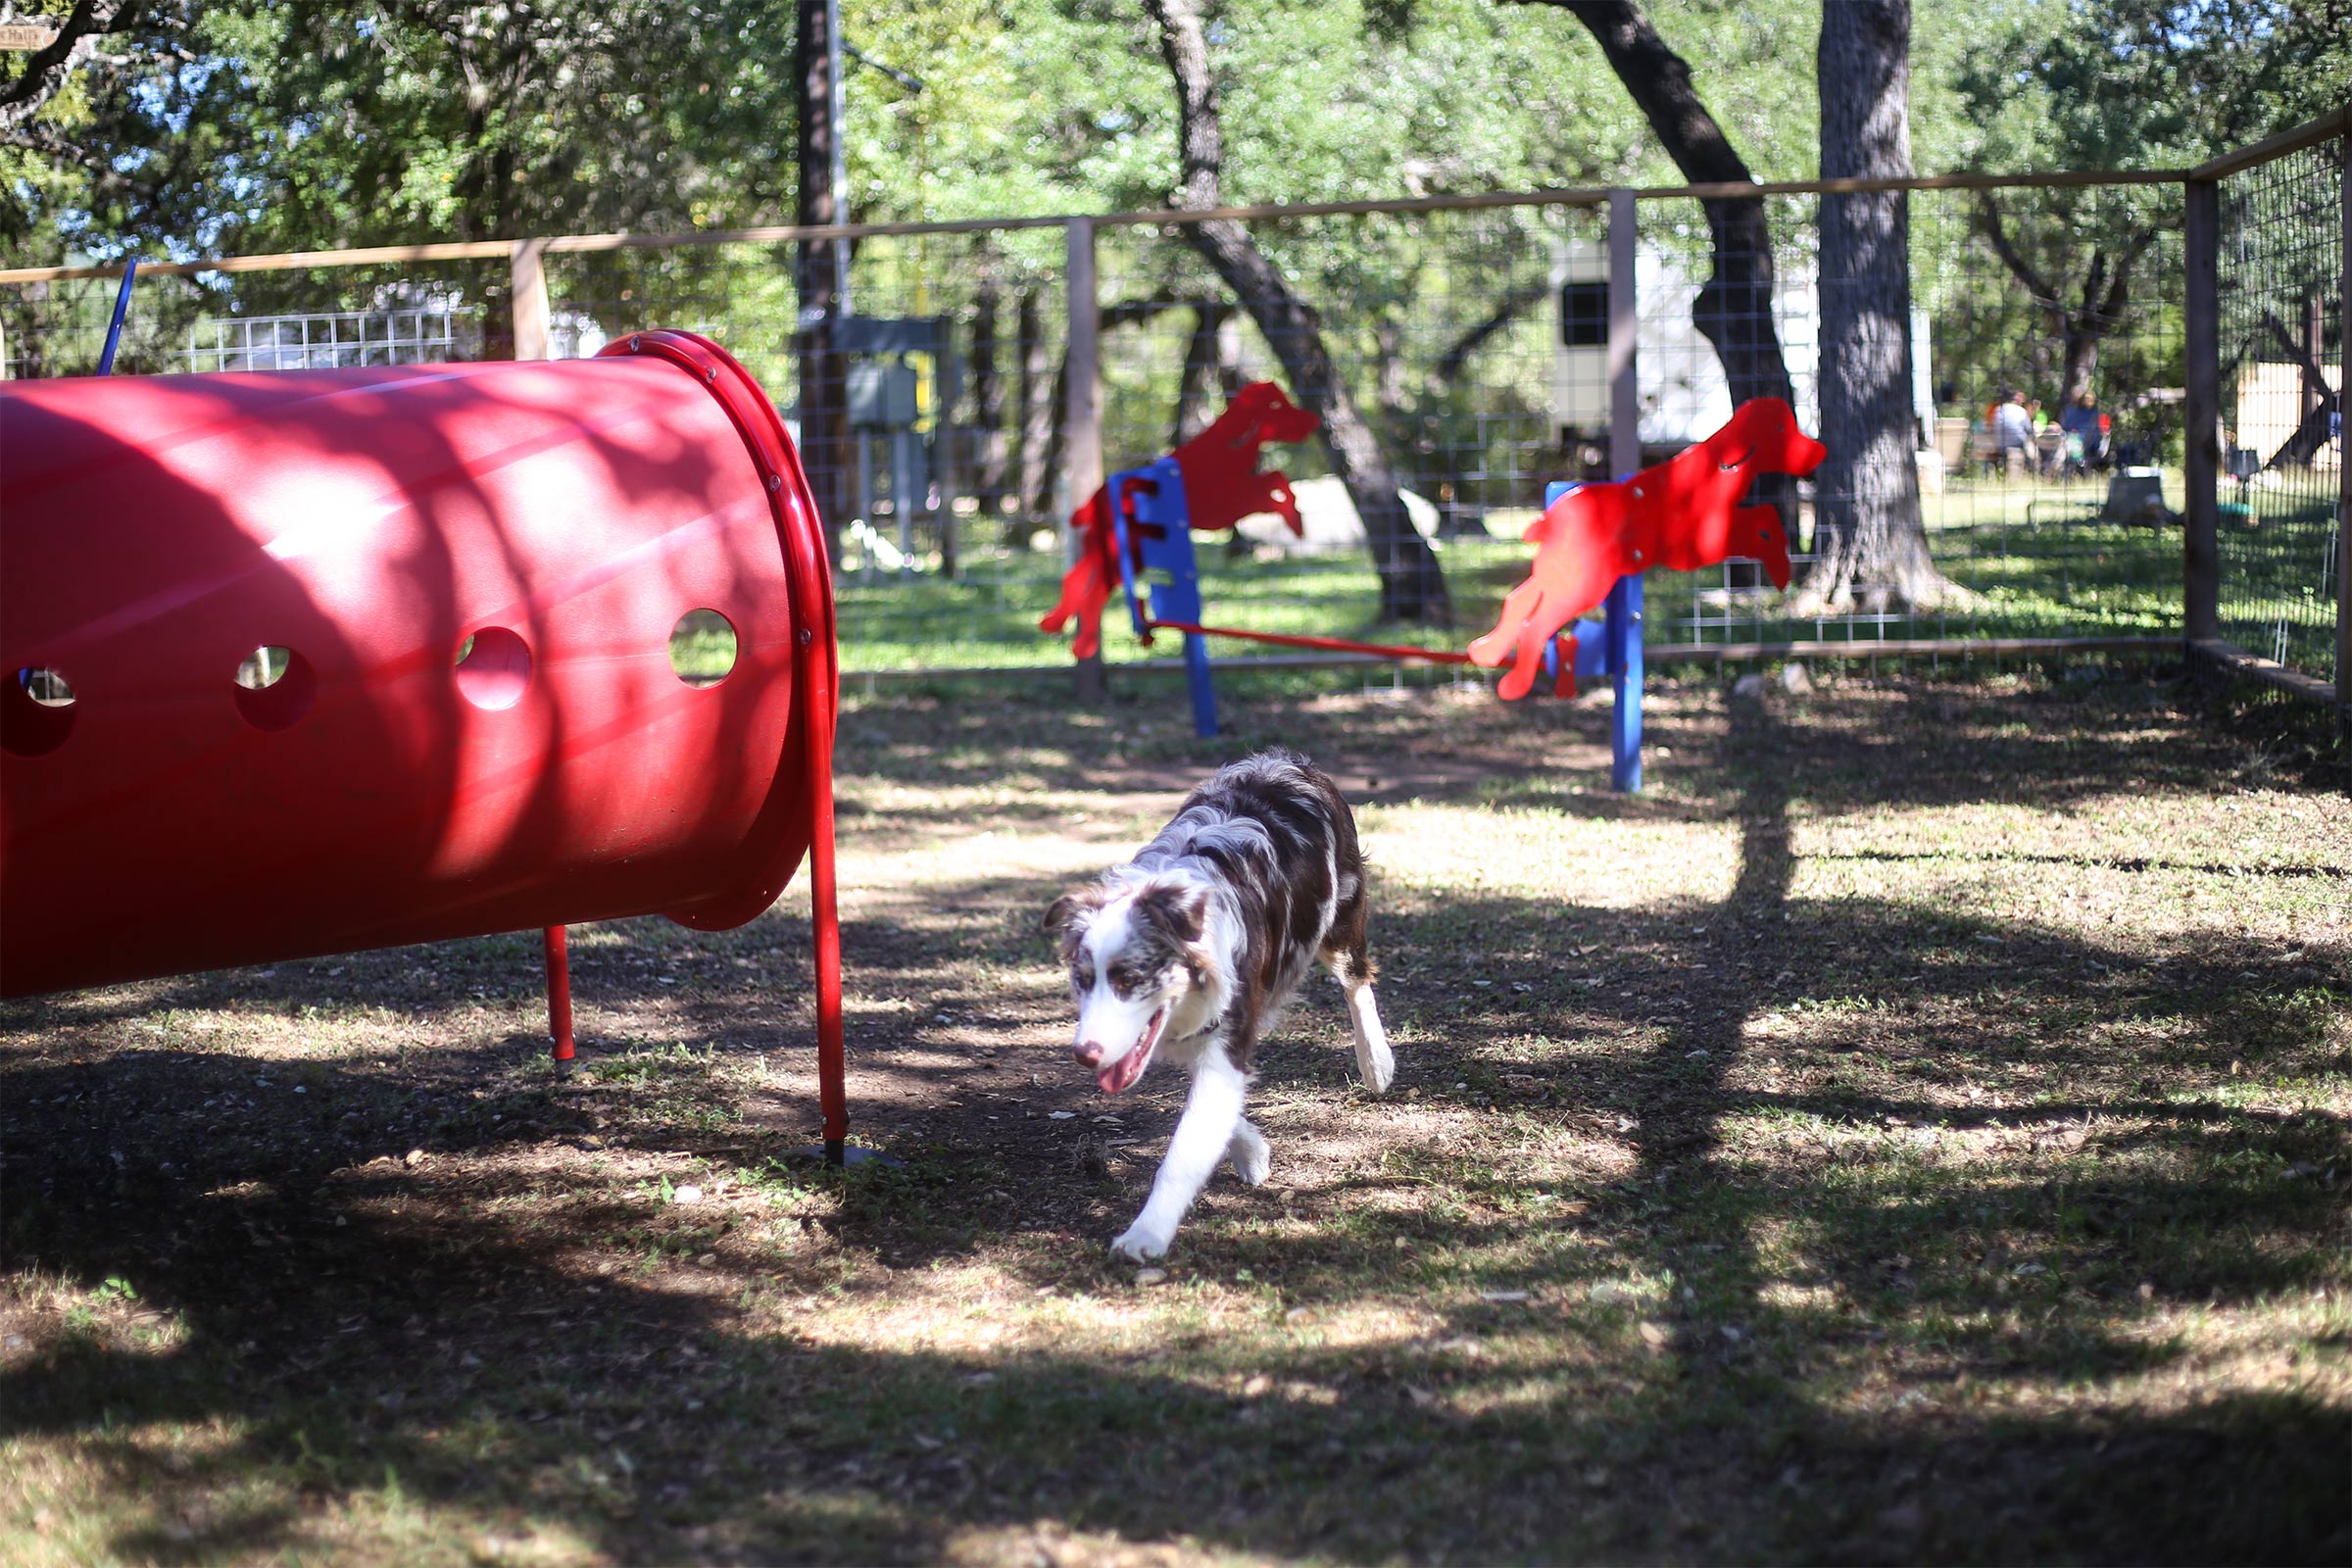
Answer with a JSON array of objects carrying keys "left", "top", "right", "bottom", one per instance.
[{"left": 1074, "top": 964, "right": 1095, "bottom": 990}]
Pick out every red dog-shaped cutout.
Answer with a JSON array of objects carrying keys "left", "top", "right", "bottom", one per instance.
[
  {"left": 1469, "top": 398, "right": 1825, "bottom": 700},
  {"left": 1040, "top": 381, "right": 1320, "bottom": 660}
]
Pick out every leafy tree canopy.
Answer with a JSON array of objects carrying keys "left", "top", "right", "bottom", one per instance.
[
  {"left": 1950, "top": 0, "right": 2352, "bottom": 170},
  {"left": 3, "top": 0, "right": 2206, "bottom": 265}
]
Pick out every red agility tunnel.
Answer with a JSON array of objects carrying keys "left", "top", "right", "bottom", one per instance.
[{"left": 0, "top": 330, "right": 849, "bottom": 1152}]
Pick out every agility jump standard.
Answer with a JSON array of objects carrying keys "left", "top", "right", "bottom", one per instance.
[{"left": 1041, "top": 389, "right": 1825, "bottom": 794}]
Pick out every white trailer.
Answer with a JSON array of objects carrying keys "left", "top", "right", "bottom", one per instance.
[{"left": 1551, "top": 240, "right": 1930, "bottom": 452}]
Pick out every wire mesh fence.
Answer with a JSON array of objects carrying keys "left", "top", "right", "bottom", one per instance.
[
  {"left": 4, "top": 139, "right": 2339, "bottom": 694},
  {"left": 2214, "top": 140, "right": 2346, "bottom": 687}
]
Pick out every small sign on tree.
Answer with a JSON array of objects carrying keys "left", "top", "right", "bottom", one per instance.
[{"left": 0, "top": 24, "right": 63, "bottom": 50}]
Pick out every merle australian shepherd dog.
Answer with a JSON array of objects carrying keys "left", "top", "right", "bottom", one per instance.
[{"left": 1044, "top": 750, "right": 1394, "bottom": 1260}]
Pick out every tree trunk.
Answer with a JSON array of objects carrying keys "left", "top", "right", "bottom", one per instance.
[
  {"left": 1015, "top": 288, "right": 1055, "bottom": 530},
  {"left": 1535, "top": 1, "right": 1801, "bottom": 531},
  {"left": 794, "top": 0, "right": 851, "bottom": 562},
  {"left": 2260, "top": 307, "right": 2343, "bottom": 467},
  {"left": 2060, "top": 330, "right": 2098, "bottom": 408},
  {"left": 1143, "top": 0, "right": 1448, "bottom": 625},
  {"left": 1799, "top": 0, "right": 1947, "bottom": 613},
  {"left": 1173, "top": 302, "right": 1233, "bottom": 447},
  {"left": 1216, "top": 312, "right": 1246, "bottom": 400}
]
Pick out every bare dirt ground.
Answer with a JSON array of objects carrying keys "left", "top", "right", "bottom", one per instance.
[{"left": 4, "top": 663, "right": 2348, "bottom": 1565}]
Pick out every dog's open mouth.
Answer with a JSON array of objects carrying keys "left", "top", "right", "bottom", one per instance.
[{"left": 1097, "top": 1006, "right": 1167, "bottom": 1095}]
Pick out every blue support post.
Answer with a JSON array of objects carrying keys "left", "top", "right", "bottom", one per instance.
[
  {"left": 1105, "top": 457, "right": 1219, "bottom": 738},
  {"left": 96, "top": 260, "right": 138, "bottom": 376},
  {"left": 1544, "top": 480, "right": 1643, "bottom": 792},
  {"left": 1605, "top": 573, "right": 1644, "bottom": 793}
]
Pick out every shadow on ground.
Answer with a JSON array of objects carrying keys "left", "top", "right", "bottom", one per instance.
[{"left": 4, "top": 669, "right": 2347, "bottom": 1563}]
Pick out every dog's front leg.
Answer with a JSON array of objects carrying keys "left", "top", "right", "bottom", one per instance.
[{"left": 1111, "top": 1052, "right": 1249, "bottom": 1261}]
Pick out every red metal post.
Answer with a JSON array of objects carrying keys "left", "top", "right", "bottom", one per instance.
[
  {"left": 807, "top": 654, "right": 849, "bottom": 1164},
  {"left": 544, "top": 924, "right": 575, "bottom": 1064}
]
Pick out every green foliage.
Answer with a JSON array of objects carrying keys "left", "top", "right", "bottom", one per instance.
[
  {"left": 1931, "top": 0, "right": 2348, "bottom": 416},
  {"left": 5, "top": 0, "right": 2342, "bottom": 498},
  {"left": 7, "top": 0, "right": 2346, "bottom": 269},
  {"left": 1950, "top": 0, "right": 2352, "bottom": 172}
]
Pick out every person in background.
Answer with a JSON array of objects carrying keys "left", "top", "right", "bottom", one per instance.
[
  {"left": 2035, "top": 403, "right": 2067, "bottom": 475},
  {"left": 2060, "top": 391, "right": 2104, "bottom": 474},
  {"left": 1993, "top": 388, "right": 2033, "bottom": 480}
]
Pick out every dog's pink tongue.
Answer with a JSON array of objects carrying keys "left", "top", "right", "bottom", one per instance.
[
  {"left": 1098, "top": 1046, "right": 1144, "bottom": 1095},
  {"left": 1096, "top": 1015, "right": 1161, "bottom": 1095}
]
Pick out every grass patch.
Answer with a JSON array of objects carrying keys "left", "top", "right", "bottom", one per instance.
[{"left": 836, "top": 475, "right": 2213, "bottom": 675}]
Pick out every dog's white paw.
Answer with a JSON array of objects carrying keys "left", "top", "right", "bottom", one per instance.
[
  {"left": 1228, "top": 1123, "right": 1271, "bottom": 1186},
  {"left": 1110, "top": 1222, "right": 1172, "bottom": 1261},
  {"left": 1357, "top": 1038, "right": 1396, "bottom": 1095}
]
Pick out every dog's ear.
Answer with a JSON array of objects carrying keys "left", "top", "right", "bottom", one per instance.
[
  {"left": 1132, "top": 880, "right": 1207, "bottom": 945},
  {"left": 1043, "top": 886, "right": 1106, "bottom": 960},
  {"left": 1133, "top": 880, "right": 1214, "bottom": 986}
]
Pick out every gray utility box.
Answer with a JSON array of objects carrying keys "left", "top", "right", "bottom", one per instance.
[{"left": 848, "top": 361, "right": 921, "bottom": 430}]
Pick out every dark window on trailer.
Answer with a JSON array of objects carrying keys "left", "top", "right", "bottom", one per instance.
[{"left": 1560, "top": 280, "right": 1607, "bottom": 348}]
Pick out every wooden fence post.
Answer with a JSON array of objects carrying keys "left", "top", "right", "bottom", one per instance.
[
  {"left": 1064, "top": 217, "right": 1105, "bottom": 703},
  {"left": 2181, "top": 178, "right": 2222, "bottom": 647},
  {"left": 511, "top": 239, "right": 552, "bottom": 363},
  {"left": 2337, "top": 126, "right": 2350, "bottom": 722},
  {"left": 1607, "top": 189, "right": 1640, "bottom": 480}
]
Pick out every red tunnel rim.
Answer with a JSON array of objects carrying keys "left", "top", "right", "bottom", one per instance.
[{"left": 595, "top": 329, "right": 841, "bottom": 932}]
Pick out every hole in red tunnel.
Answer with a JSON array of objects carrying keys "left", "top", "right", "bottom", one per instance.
[
  {"left": 456, "top": 627, "right": 532, "bottom": 711},
  {"left": 668, "top": 609, "right": 738, "bottom": 688},
  {"left": 232, "top": 646, "right": 315, "bottom": 731},
  {"left": 3, "top": 666, "right": 75, "bottom": 758},
  {"left": 236, "top": 646, "right": 291, "bottom": 690}
]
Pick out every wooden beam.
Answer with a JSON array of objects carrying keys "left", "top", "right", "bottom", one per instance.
[
  {"left": 1607, "top": 188, "right": 1640, "bottom": 479},
  {"left": 0, "top": 170, "right": 2198, "bottom": 288},
  {"left": 844, "top": 635, "right": 2182, "bottom": 683},
  {"left": 2187, "top": 104, "right": 2352, "bottom": 183},
  {"left": 2191, "top": 639, "right": 2345, "bottom": 710},
  {"left": 0, "top": 238, "right": 516, "bottom": 285}
]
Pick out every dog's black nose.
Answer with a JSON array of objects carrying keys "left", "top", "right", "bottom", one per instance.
[{"left": 1073, "top": 1042, "right": 1103, "bottom": 1067}]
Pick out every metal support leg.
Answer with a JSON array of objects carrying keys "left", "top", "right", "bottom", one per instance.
[
  {"left": 808, "top": 701, "right": 851, "bottom": 1166},
  {"left": 544, "top": 924, "right": 575, "bottom": 1067},
  {"left": 1606, "top": 574, "right": 1644, "bottom": 793},
  {"left": 1183, "top": 629, "right": 1218, "bottom": 738}
]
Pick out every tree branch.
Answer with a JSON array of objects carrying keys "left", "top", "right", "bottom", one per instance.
[
  {"left": 2260, "top": 307, "right": 2342, "bottom": 416},
  {"left": 1971, "top": 194, "right": 2062, "bottom": 314},
  {"left": 1509, "top": 0, "right": 1755, "bottom": 183},
  {"left": 0, "top": 0, "right": 138, "bottom": 131},
  {"left": 1512, "top": 0, "right": 1793, "bottom": 423},
  {"left": 1434, "top": 280, "right": 1547, "bottom": 387}
]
